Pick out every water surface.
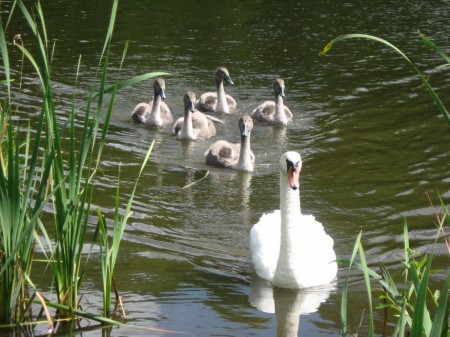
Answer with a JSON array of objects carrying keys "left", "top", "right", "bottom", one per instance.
[{"left": 3, "top": 0, "right": 450, "bottom": 336}]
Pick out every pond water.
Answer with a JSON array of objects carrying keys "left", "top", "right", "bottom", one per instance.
[{"left": 3, "top": 0, "right": 450, "bottom": 336}]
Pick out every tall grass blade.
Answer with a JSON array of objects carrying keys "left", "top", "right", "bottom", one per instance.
[
  {"left": 100, "top": 0, "right": 119, "bottom": 59},
  {"left": 101, "top": 72, "right": 170, "bottom": 95},
  {"left": 182, "top": 169, "right": 210, "bottom": 189},
  {"left": 28, "top": 299, "right": 193, "bottom": 335},
  {"left": 419, "top": 32, "right": 450, "bottom": 65},
  {"left": 0, "top": 13, "right": 10, "bottom": 100},
  {"left": 98, "top": 140, "right": 155, "bottom": 318},
  {"left": 410, "top": 256, "right": 433, "bottom": 337},
  {"left": 429, "top": 273, "right": 450, "bottom": 337},
  {"left": 391, "top": 304, "right": 408, "bottom": 337},
  {"left": 356, "top": 238, "right": 375, "bottom": 337},
  {"left": 320, "top": 33, "right": 450, "bottom": 125},
  {"left": 340, "top": 231, "right": 362, "bottom": 337}
]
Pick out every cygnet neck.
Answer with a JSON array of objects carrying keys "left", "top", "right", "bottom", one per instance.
[
  {"left": 274, "top": 94, "right": 288, "bottom": 125},
  {"left": 180, "top": 108, "right": 195, "bottom": 139},
  {"left": 236, "top": 132, "right": 253, "bottom": 171},
  {"left": 215, "top": 78, "right": 229, "bottom": 113},
  {"left": 150, "top": 93, "right": 163, "bottom": 124}
]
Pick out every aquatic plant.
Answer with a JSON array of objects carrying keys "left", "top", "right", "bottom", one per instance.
[
  {"left": 320, "top": 33, "right": 450, "bottom": 126},
  {"left": 0, "top": 0, "right": 166, "bottom": 328},
  {"left": 321, "top": 33, "right": 450, "bottom": 337},
  {"left": 97, "top": 140, "right": 155, "bottom": 319},
  {"left": 0, "top": 3, "right": 54, "bottom": 324},
  {"left": 340, "top": 217, "right": 449, "bottom": 337}
]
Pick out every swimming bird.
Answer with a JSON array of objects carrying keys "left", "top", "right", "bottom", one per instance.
[
  {"left": 204, "top": 114, "right": 255, "bottom": 172},
  {"left": 173, "top": 91, "right": 218, "bottom": 140},
  {"left": 131, "top": 78, "right": 173, "bottom": 127},
  {"left": 251, "top": 79, "right": 293, "bottom": 125},
  {"left": 196, "top": 67, "right": 237, "bottom": 114},
  {"left": 250, "top": 151, "right": 337, "bottom": 289}
]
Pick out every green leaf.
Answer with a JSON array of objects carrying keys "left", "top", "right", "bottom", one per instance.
[
  {"left": 429, "top": 273, "right": 450, "bottom": 337},
  {"left": 320, "top": 33, "right": 450, "bottom": 125},
  {"left": 100, "top": 72, "right": 170, "bottom": 95}
]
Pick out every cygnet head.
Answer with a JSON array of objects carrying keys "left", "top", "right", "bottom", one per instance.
[
  {"left": 154, "top": 78, "right": 167, "bottom": 99},
  {"left": 239, "top": 114, "right": 253, "bottom": 137},
  {"left": 184, "top": 91, "right": 196, "bottom": 112},
  {"left": 215, "top": 66, "right": 234, "bottom": 85},
  {"left": 273, "top": 78, "right": 286, "bottom": 98},
  {"left": 280, "top": 151, "right": 302, "bottom": 190}
]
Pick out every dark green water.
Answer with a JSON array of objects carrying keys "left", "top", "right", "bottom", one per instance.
[{"left": 3, "top": 0, "right": 450, "bottom": 336}]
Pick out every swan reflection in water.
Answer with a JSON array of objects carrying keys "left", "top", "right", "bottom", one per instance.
[{"left": 249, "top": 275, "right": 336, "bottom": 337}]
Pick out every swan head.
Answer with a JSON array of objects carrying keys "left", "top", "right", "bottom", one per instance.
[
  {"left": 273, "top": 78, "right": 286, "bottom": 98},
  {"left": 239, "top": 114, "right": 253, "bottom": 137},
  {"left": 154, "top": 78, "right": 167, "bottom": 100},
  {"left": 183, "top": 91, "right": 196, "bottom": 113},
  {"left": 215, "top": 66, "right": 234, "bottom": 85},
  {"left": 280, "top": 151, "right": 301, "bottom": 190}
]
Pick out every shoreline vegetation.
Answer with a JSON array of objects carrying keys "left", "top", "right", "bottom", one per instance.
[
  {"left": 0, "top": 1, "right": 448, "bottom": 336},
  {"left": 1, "top": 0, "right": 187, "bottom": 335}
]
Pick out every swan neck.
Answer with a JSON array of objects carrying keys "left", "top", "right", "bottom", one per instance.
[
  {"left": 280, "top": 174, "right": 301, "bottom": 222},
  {"left": 236, "top": 133, "right": 253, "bottom": 171},
  {"left": 151, "top": 95, "right": 162, "bottom": 117},
  {"left": 181, "top": 109, "right": 195, "bottom": 139},
  {"left": 215, "top": 79, "right": 229, "bottom": 113},
  {"left": 273, "top": 174, "right": 302, "bottom": 287},
  {"left": 274, "top": 95, "right": 287, "bottom": 124}
]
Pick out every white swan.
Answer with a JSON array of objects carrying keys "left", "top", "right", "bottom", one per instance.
[
  {"left": 131, "top": 78, "right": 173, "bottom": 127},
  {"left": 196, "top": 67, "right": 237, "bottom": 114},
  {"left": 250, "top": 151, "right": 337, "bottom": 289},
  {"left": 173, "top": 91, "right": 217, "bottom": 140},
  {"left": 251, "top": 79, "right": 293, "bottom": 125},
  {"left": 204, "top": 114, "right": 255, "bottom": 172}
]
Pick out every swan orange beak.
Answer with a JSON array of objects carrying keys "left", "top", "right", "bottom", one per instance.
[{"left": 288, "top": 166, "right": 300, "bottom": 190}]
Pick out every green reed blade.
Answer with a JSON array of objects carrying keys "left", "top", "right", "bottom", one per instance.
[
  {"left": 429, "top": 273, "right": 450, "bottom": 337},
  {"left": 16, "top": 0, "right": 49, "bottom": 80},
  {"left": 357, "top": 238, "right": 375, "bottom": 337},
  {"left": 98, "top": 140, "right": 155, "bottom": 318},
  {"left": 411, "top": 256, "right": 433, "bottom": 337},
  {"left": 391, "top": 304, "right": 408, "bottom": 337},
  {"left": 100, "top": 0, "right": 119, "bottom": 60},
  {"left": 100, "top": 72, "right": 171, "bottom": 95},
  {"left": 0, "top": 14, "right": 10, "bottom": 100},
  {"left": 419, "top": 32, "right": 450, "bottom": 65},
  {"left": 340, "top": 231, "right": 362, "bottom": 337},
  {"left": 182, "top": 169, "right": 210, "bottom": 189},
  {"left": 320, "top": 33, "right": 450, "bottom": 125}
]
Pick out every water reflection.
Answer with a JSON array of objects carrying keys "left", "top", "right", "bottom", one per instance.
[
  {"left": 239, "top": 172, "right": 253, "bottom": 225},
  {"left": 249, "top": 275, "right": 335, "bottom": 337}
]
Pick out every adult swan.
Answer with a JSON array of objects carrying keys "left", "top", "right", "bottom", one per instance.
[{"left": 250, "top": 151, "right": 337, "bottom": 289}]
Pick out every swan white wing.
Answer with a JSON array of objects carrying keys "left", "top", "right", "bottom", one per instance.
[
  {"left": 250, "top": 210, "right": 281, "bottom": 282},
  {"left": 288, "top": 214, "right": 337, "bottom": 288}
]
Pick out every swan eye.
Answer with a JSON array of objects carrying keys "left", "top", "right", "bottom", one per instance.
[{"left": 286, "top": 159, "right": 298, "bottom": 172}]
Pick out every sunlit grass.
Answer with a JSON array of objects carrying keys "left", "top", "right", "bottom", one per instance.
[
  {"left": 0, "top": 0, "right": 169, "bottom": 330},
  {"left": 340, "top": 217, "right": 449, "bottom": 337},
  {"left": 320, "top": 33, "right": 450, "bottom": 126},
  {"left": 97, "top": 140, "right": 155, "bottom": 319},
  {"left": 0, "top": 1, "right": 54, "bottom": 323},
  {"left": 322, "top": 33, "right": 450, "bottom": 337}
]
